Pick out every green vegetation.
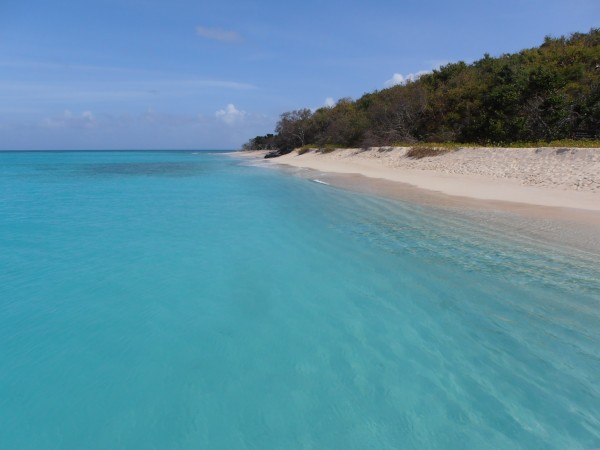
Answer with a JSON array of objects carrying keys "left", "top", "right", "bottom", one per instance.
[
  {"left": 243, "top": 29, "right": 600, "bottom": 154},
  {"left": 502, "top": 139, "right": 600, "bottom": 148},
  {"left": 296, "top": 144, "right": 343, "bottom": 155},
  {"left": 398, "top": 139, "right": 600, "bottom": 148}
]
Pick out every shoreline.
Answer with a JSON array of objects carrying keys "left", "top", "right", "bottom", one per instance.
[
  {"left": 235, "top": 147, "right": 600, "bottom": 254},
  {"left": 236, "top": 146, "right": 600, "bottom": 214},
  {"left": 272, "top": 147, "right": 600, "bottom": 212}
]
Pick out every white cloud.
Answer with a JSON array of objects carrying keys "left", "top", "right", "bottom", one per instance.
[
  {"left": 324, "top": 97, "right": 335, "bottom": 107},
  {"left": 42, "top": 110, "right": 96, "bottom": 129},
  {"left": 215, "top": 104, "right": 246, "bottom": 125},
  {"left": 196, "top": 26, "right": 241, "bottom": 43},
  {"left": 384, "top": 70, "right": 430, "bottom": 88}
]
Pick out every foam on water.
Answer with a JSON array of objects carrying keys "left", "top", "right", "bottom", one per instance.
[{"left": 0, "top": 151, "right": 599, "bottom": 449}]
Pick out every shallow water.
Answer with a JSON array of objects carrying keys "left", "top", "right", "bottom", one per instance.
[{"left": 1, "top": 151, "right": 599, "bottom": 449}]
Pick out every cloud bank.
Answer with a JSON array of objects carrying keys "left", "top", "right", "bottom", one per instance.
[
  {"left": 1, "top": 106, "right": 274, "bottom": 150},
  {"left": 42, "top": 110, "right": 96, "bottom": 129}
]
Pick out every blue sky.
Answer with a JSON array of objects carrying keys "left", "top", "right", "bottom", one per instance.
[{"left": 1, "top": 0, "right": 598, "bottom": 150}]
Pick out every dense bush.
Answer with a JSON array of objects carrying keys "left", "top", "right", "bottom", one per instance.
[{"left": 243, "top": 29, "right": 600, "bottom": 151}]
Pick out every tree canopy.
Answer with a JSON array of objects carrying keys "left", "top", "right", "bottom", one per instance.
[{"left": 243, "top": 29, "right": 600, "bottom": 153}]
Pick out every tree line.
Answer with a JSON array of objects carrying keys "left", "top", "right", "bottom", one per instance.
[{"left": 243, "top": 29, "right": 600, "bottom": 153}]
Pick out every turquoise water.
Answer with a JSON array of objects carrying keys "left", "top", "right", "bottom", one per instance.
[{"left": 1, "top": 151, "right": 599, "bottom": 449}]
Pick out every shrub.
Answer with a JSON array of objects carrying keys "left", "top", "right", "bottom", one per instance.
[{"left": 315, "top": 144, "right": 340, "bottom": 154}]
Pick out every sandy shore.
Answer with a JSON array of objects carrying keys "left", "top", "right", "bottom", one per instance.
[
  {"left": 236, "top": 147, "right": 600, "bottom": 253},
  {"left": 269, "top": 147, "right": 600, "bottom": 212}
]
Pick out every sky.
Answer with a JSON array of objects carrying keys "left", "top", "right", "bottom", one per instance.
[{"left": 1, "top": 0, "right": 598, "bottom": 150}]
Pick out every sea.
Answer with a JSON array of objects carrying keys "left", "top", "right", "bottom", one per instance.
[{"left": 1, "top": 150, "right": 599, "bottom": 449}]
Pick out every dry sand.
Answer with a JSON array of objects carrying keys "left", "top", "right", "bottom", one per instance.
[{"left": 272, "top": 147, "right": 600, "bottom": 212}]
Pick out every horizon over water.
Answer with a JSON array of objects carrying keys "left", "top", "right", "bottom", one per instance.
[{"left": 1, "top": 151, "right": 599, "bottom": 449}]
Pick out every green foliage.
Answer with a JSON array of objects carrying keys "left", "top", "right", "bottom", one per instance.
[
  {"left": 241, "top": 133, "right": 276, "bottom": 151},
  {"left": 504, "top": 139, "right": 600, "bottom": 148},
  {"left": 316, "top": 147, "right": 337, "bottom": 154},
  {"left": 243, "top": 29, "right": 600, "bottom": 152}
]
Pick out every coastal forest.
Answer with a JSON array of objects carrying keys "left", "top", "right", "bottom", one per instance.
[{"left": 243, "top": 29, "right": 600, "bottom": 154}]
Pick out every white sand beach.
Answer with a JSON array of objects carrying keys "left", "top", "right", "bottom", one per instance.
[{"left": 268, "top": 147, "right": 600, "bottom": 212}]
